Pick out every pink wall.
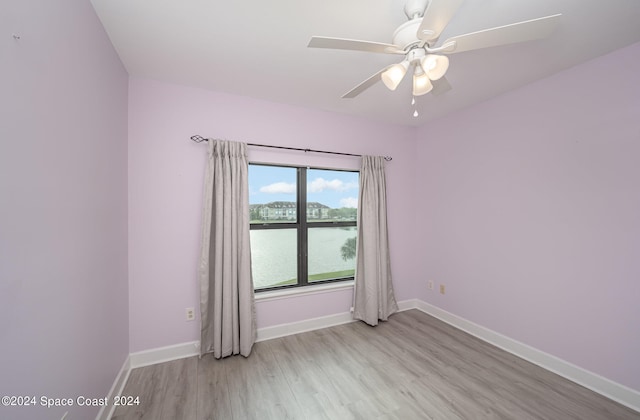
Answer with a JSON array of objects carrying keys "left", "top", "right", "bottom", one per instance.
[
  {"left": 127, "top": 78, "right": 419, "bottom": 352},
  {"left": 415, "top": 42, "right": 640, "bottom": 391},
  {"left": 0, "top": 1, "right": 129, "bottom": 419}
]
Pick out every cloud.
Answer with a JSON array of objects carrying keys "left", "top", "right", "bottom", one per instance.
[
  {"left": 259, "top": 182, "right": 296, "bottom": 194},
  {"left": 308, "top": 177, "right": 357, "bottom": 193},
  {"left": 340, "top": 197, "right": 358, "bottom": 208}
]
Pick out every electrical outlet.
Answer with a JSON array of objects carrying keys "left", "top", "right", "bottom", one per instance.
[
  {"left": 427, "top": 280, "right": 434, "bottom": 290},
  {"left": 440, "top": 284, "right": 446, "bottom": 295},
  {"left": 186, "top": 307, "right": 195, "bottom": 321}
]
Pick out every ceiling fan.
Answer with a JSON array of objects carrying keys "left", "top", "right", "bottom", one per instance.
[{"left": 308, "top": 0, "right": 561, "bottom": 99}]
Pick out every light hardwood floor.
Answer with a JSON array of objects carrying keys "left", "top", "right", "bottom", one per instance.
[{"left": 112, "top": 310, "right": 640, "bottom": 419}]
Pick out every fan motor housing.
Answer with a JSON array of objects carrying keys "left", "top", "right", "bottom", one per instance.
[{"left": 392, "top": 18, "right": 423, "bottom": 50}]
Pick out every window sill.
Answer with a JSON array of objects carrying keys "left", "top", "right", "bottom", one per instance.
[{"left": 254, "top": 280, "right": 354, "bottom": 303}]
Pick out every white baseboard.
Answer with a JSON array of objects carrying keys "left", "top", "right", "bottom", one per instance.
[
  {"left": 413, "top": 300, "right": 640, "bottom": 413},
  {"left": 122, "top": 299, "right": 417, "bottom": 368},
  {"left": 257, "top": 310, "right": 356, "bottom": 342},
  {"left": 125, "top": 311, "right": 358, "bottom": 369},
  {"left": 96, "top": 356, "right": 131, "bottom": 420},
  {"left": 129, "top": 341, "right": 200, "bottom": 369},
  {"left": 397, "top": 298, "right": 419, "bottom": 312},
  {"left": 256, "top": 298, "right": 417, "bottom": 341},
  {"left": 108, "top": 298, "right": 639, "bottom": 414},
  {"left": 124, "top": 299, "right": 419, "bottom": 370}
]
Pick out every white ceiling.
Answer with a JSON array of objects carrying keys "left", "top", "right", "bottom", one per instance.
[{"left": 91, "top": 0, "right": 640, "bottom": 127}]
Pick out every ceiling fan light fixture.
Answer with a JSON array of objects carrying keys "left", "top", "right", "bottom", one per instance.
[
  {"left": 307, "top": 1, "right": 562, "bottom": 108},
  {"left": 413, "top": 70, "right": 433, "bottom": 96},
  {"left": 421, "top": 54, "right": 449, "bottom": 81},
  {"left": 381, "top": 61, "right": 410, "bottom": 91}
]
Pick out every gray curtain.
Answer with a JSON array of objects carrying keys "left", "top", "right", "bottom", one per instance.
[
  {"left": 353, "top": 155, "right": 398, "bottom": 326},
  {"left": 199, "top": 139, "right": 256, "bottom": 358}
]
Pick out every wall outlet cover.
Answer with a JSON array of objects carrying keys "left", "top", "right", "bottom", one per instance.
[{"left": 186, "top": 307, "right": 195, "bottom": 321}]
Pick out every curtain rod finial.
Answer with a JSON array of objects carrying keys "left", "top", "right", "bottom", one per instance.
[{"left": 191, "top": 135, "right": 207, "bottom": 143}]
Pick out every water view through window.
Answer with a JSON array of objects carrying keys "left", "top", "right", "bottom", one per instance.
[{"left": 249, "top": 164, "right": 359, "bottom": 290}]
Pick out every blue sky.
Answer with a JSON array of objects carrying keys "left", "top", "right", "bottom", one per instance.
[{"left": 249, "top": 165, "right": 359, "bottom": 209}]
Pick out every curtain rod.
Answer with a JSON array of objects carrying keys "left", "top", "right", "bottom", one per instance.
[{"left": 190, "top": 135, "right": 392, "bottom": 161}]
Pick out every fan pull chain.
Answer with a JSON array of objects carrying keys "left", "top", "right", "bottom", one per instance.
[{"left": 412, "top": 96, "right": 419, "bottom": 117}]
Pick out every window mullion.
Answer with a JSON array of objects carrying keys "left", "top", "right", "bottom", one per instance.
[{"left": 298, "top": 167, "right": 308, "bottom": 286}]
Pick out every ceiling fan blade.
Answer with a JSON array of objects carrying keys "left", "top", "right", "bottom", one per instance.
[
  {"left": 342, "top": 66, "right": 392, "bottom": 99},
  {"left": 440, "top": 14, "right": 562, "bottom": 54},
  {"left": 417, "top": 0, "right": 464, "bottom": 42},
  {"left": 431, "top": 76, "right": 452, "bottom": 96},
  {"left": 308, "top": 36, "right": 404, "bottom": 54}
]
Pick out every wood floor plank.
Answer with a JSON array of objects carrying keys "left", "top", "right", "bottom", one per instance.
[
  {"left": 268, "top": 335, "right": 349, "bottom": 419},
  {"left": 111, "top": 360, "right": 171, "bottom": 419},
  {"left": 197, "top": 353, "right": 232, "bottom": 420},
  {"left": 159, "top": 358, "right": 198, "bottom": 420},
  {"left": 112, "top": 310, "right": 640, "bottom": 420},
  {"left": 224, "top": 340, "right": 305, "bottom": 419}
]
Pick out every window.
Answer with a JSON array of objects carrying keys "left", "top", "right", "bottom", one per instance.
[{"left": 249, "top": 164, "right": 359, "bottom": 291}]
